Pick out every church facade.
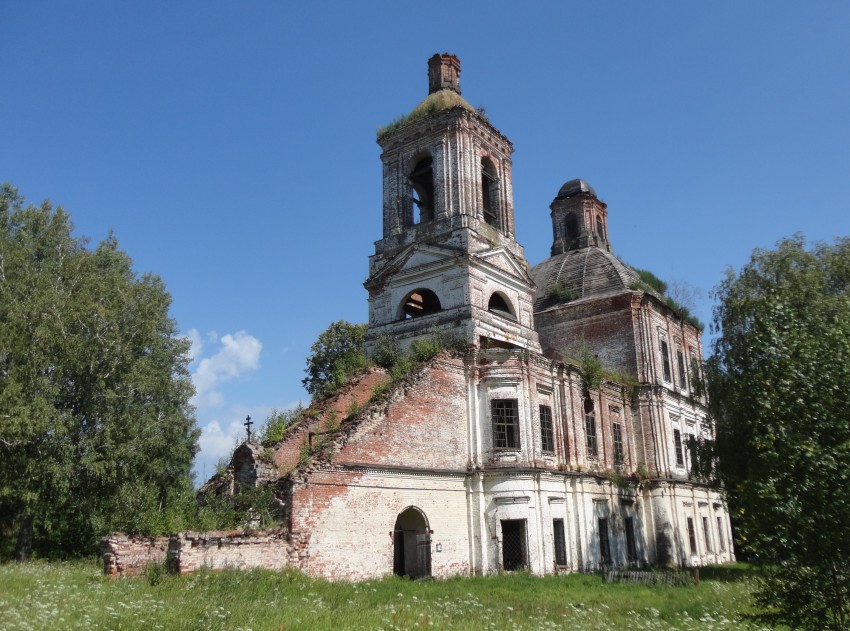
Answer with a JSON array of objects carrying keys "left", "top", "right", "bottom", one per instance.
[{"left": 199, "top": 54, "right": 734, "bottom": 581}]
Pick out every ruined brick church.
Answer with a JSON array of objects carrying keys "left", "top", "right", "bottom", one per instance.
[{"left": 117, "top": 54, "right": 733, "bottom": 580}]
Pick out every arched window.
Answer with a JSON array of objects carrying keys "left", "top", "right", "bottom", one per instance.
[
  {"left": 487, "top": 292, "right": 516, "bottom": 320},
  {"left": 400, "top": 288, "right": 441, "bottom": 319},
  {"left": 564, "top": 212, "right": 578, "bottom": 242},
  {"left": 409, "top": 157, "right": 434, "bottom": 224},
  {"left": 596, "top": 215, "right": 605, "bottom": 240},
  {"left": 481, "top": 158, "right": 499, "bottom": 229}
]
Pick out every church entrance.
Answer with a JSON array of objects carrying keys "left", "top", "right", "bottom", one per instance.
[
  {"left": 501, "top": 519, "right": 528, "bottom": 571},
  {"left": 393, "top": 507, "right": 431, "bottom": 579}
]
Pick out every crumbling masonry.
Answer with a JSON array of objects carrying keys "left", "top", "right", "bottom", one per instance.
[{"left": 103, "top": 54, "right": 733, "bottom": 580}]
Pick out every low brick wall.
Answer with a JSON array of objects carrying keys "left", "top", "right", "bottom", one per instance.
[
  {"left": 170, "top": 530, "right": 301, "bottom": 574},
  {"left": 102, "top": 530, "right": 308, "bottom": 576},
  {"left": 100, "top": 533, "right": 170, "bottom": 577}
]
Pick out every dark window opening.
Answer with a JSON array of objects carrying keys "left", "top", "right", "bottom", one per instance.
[
  {"left": 553, "top": 519, "right": 567, "bottom": 566},
  {"left": 487, "top": 293, "right": 515, "bottom": 320},
  {"left": 717, "top": 516, "right": 725, "bottom": 552},
  {"left": 564, "top": 212, "right": 578, "bottom": 241},
  {"left": 625, "top": 516, "right": 637, "bottom": 562},
  {"left": 598, "top": 518, "right": 611, "bottom": 564},
  {"left": 540, "top": 405, "right": 554, "bottom": 453},
  {"left": 479, "top": 336, "right": 518, "bottom": 350},
  {"left": 401, "top": 289, "right": 441, "bottom": 319},
  {"left": 687, "top": 517, "right": 697, "bottom": 555},
  {"left": 596, "top": 215, "right": 605, "bottom": 240},
  {"left": 677, "top": 349, "right": 687, "bottom": 389},
  {"left": 702, "top": 516, "right": 712, "bottom": 552},
  {"left": 584, "top": 398, "right": 597, "bottom": 457},
  {"left": 674, "top": 429, "right": 684, "bottom": 467},
  {"left": 409, "top": 157, "right": 434, "bottom": 224},
  {"left": 481, "top": 159, "right": 499, "bottom": 229},
  {"left": 501, "top": 519, "right": 527, "bottom": 571},
  {"left": 612, "top": 422, "right": 624, "bottom": 465},
  {"left": 660, "top": 340, "right": 672, "bottom": 382},
  {"left": 492, "top": 399, "right": 520, "bottom": 449}
]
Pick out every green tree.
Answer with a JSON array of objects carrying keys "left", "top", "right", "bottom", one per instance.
[
  {"left": 302, "top": 321, "right": 368, "bottom": 399},
  {"left": 0, "top": 185, "right": 199, "bottom": 559},
  {"left": 708, "top": 235, "right": 850, "bottom": 630}
]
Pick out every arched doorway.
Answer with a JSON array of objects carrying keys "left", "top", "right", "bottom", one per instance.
[{"left": 393, "top": 507, "right": 431, "bottom": 579}]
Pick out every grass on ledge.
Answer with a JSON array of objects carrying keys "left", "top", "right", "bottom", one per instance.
[{"left": 0, "top": 560, "right": 775, "bottom": 631}]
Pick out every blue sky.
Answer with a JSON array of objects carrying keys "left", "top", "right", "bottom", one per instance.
[{"left": 3, "top": 1, "right": 849, "bottom": 482}]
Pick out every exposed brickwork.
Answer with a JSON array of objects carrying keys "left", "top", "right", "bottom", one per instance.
[
  {"left": 103, "top": 53, "right": 735, "bottom": 580},
  {"left": 100, "top": 534, "right": 170, "bottom": 577}
]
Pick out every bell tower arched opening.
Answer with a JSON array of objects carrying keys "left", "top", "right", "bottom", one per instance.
[
  {"left": 400, "top": 288, "right": 442, "bottom": 320},
  {"left": 481, "top": 157, "right": 500, "bottom": 229},
  {"left": 393, "top": 507, "right": 431, "bottom": 579},
  {"left": 409, "top": 156, "right": 435, "bottom": 224}
]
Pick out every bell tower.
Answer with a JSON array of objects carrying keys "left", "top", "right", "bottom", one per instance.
[{"left": 365, "top": 54, "right": 540, "bottom": 353}]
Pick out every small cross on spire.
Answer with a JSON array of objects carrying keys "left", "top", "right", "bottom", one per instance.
[{"left": 244, "top": 415, "right": 253, "bottom": 442}]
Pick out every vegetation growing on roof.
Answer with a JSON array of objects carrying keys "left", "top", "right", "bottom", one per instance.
[
  {"left": 376, "top": 90, "right": 488, "bottom": 140},
  {"left": 629, "top": 267, "right": 704, "bottom": 329},
  {"left": 546, "top": 282, "right": 577, "bottom": 305},
  {"left": 370, "top": 330, "right": 468, "bottom": 387}
]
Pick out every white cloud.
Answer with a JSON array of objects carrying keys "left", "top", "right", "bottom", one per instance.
[
  {"left": 186, "top": 328, "right": 203, "bottom": 364},
  {"left": 198, "top": 418, "right": 244, "bottom": 460},
  {"left": 189, "top": 330, "right": 262, "bottom": 409}
]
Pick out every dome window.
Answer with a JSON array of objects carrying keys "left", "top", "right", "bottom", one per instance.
[{"left": 564, "top": 212, "right": 578, "bottom": 241}]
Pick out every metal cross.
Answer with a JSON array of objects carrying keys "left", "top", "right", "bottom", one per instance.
[{"left": 244, "top": 415, "right": 253, "bottom": 442}]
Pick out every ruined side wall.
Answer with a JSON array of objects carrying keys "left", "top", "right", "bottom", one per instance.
[
  {"left": 100, "top": 534, "right": 170, "bottom": 577},
  {"left": 170, "top": 531, "right": 301, "bottom": 574},
  {"left": 338, "top": 357, "right": 469, "bottom": 469}
]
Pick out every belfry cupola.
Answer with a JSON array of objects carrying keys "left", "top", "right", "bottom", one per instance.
[
  {"left": 549, "top": 179, "right": 610, "bottom": 255},
  {"left": 364, "top": 54, "right": 541, "bottom": 353}
]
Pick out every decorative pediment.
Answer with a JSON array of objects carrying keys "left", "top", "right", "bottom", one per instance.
[
  {"left": 475, "top": 247, "right": 535, "bottom": 286},
  {"left": 365, "top": 243, "right": 462, "bottom": 289}
]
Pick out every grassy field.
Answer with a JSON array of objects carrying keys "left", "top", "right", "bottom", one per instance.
[{"left": 0, "top": 561, "right": 773, "bottom": 630}]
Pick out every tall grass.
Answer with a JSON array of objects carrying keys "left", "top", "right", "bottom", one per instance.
[{"left": 0, "top": 561, "right": 773, "bottom": 630}]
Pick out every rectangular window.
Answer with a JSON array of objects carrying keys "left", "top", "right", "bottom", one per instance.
[
  {"left": 598, "top": 518, "right": 611, "bottom": 564},
  {"left": 625, "top": 516, "right": 637, "bottom": 561},
  {"left": 612, "top": 422, "right": 624, "bottom": 465},
  {"left": 674, "top": 429, "right": 684, "bottom": 467},
  {"left": 492, "top": 399, "right": 520, "bottom": 449},
  {"left": 716, "top": 516, "right": 726, "bottom": 552},
  {"left": 585, "top": 410, "right": 598, "bottom": 457},
  {"left": 553, "top": 519, "right": 567, "bottom": 566},
  {"left": 660, "top": 339, "right": 672, "bottom": 382},
  {"left": 677, "top": 349, "right": 687, "bottom": 389},
  {"left": 687, "top": 517, "right": 697, "bottom": 555},
  {"left": 702, "top": 516, "right": 712, "bottom": 552},
  {"left": 539, "top": 405, "right": 554, "bottom": 453}
]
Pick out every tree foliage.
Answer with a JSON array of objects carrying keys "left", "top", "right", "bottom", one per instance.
[
  {"left": 302, "top": 321, "right": 368, "bottom": 400},
  {"left": 708, "top": 235, "right": 850, "bottom": 630},
  {"left": 0, "top": 185, "right": 199, "bottom": 559}
]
